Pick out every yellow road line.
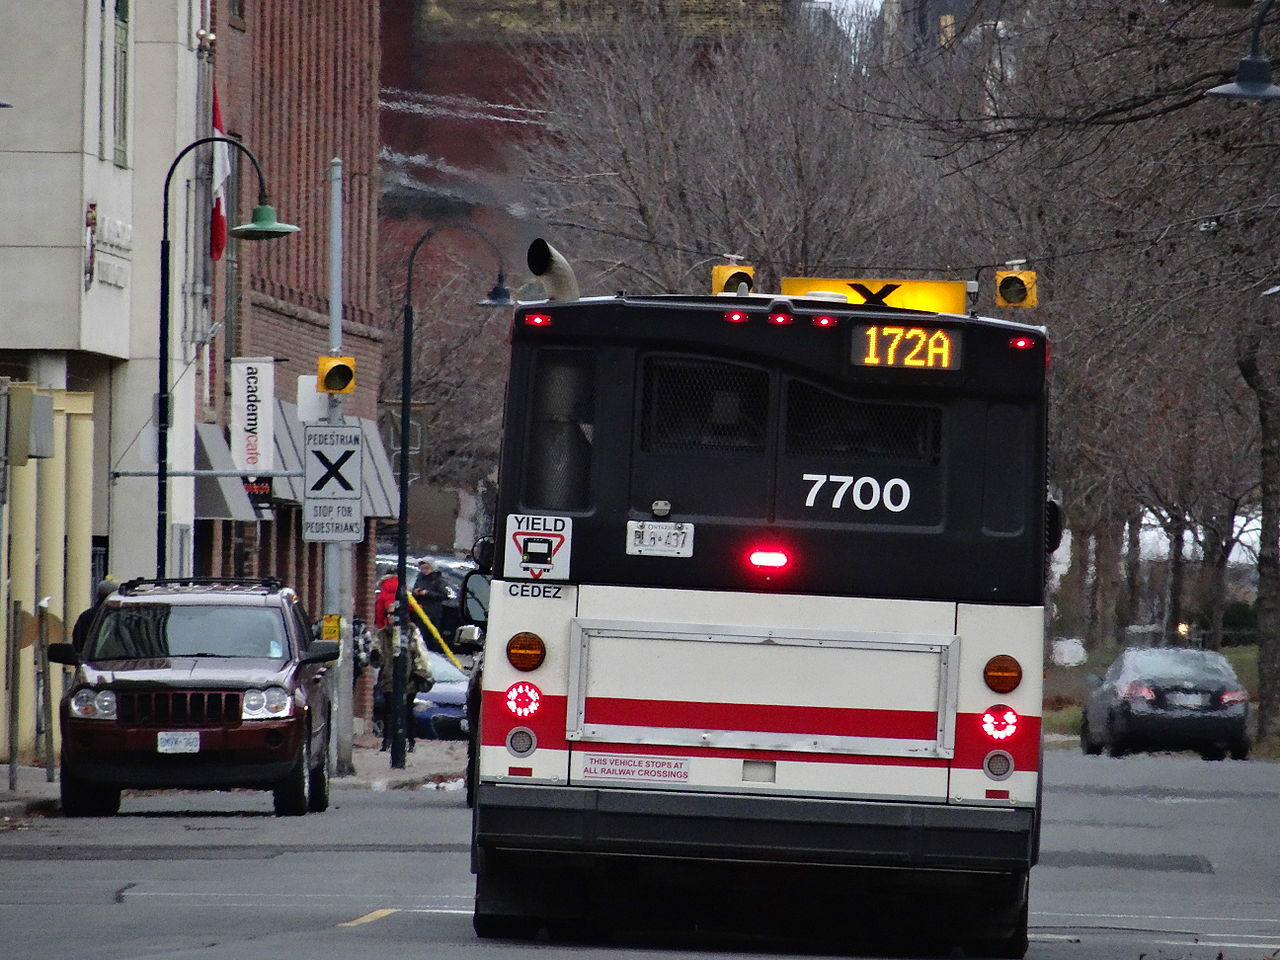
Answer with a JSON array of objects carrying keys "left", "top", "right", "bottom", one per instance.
[{"left": 338, "top": 908, "right": 399, "bottom": 927}]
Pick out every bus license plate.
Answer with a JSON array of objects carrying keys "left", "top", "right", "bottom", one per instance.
[
  {"left": 157, "top": 731, "right": 201, "bottom": 754},
  {"left": 626, "top": 521, "right": 694, "bottom": 557}
]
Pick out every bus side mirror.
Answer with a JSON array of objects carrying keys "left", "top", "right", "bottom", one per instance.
[
  {"left": 1046, "top": 500, "right": 1063, "bottom": 553},
  {"left": 471, "top": 536, "right": 495, "bottom": 574}
]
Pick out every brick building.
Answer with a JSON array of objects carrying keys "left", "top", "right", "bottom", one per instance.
[{"left": 204, "top": 0, "right": 393, "bottom": 622}]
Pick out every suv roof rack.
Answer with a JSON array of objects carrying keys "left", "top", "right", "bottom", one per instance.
[{"left": 118, "top": 577, "right": 284, "bottom": 595}]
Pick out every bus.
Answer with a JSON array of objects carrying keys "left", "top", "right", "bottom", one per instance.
[{"left": 470, "top": 240, "right": 1052, "bottom": 956}]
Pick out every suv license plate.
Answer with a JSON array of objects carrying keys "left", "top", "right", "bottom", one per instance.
[
  {"left": 157, "top": 731, "right": 201, "bottom": 754},
  {"left": 626, "top": 521, "right": 694, "bottom": 557}
]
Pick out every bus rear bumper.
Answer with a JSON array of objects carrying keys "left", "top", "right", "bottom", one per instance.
[{"left": 473, "top": 782, "right": 1036, "bottom": 873}]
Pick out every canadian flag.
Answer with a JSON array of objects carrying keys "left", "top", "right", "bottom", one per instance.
[{"left": 210, "top": 86, "right": 231, "bottom": 261}]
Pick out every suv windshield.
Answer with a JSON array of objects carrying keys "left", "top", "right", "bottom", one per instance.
[{"left": 85, "top": 605, "right": 289, "bottom": 660}]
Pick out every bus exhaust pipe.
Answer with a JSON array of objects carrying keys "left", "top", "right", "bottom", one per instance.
[{"left": 527, "top": 238, "right": 580, "bottom": 302}]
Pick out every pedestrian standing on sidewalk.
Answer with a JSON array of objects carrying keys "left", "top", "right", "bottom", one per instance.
[
  {"left": 371, "top": 573, "right": 434, "bottom": 753},
  {"left": 412, "top": 558, "right": 448, "bottom": 653}
]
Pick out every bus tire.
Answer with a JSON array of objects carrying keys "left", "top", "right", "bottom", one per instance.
[
  {"left": 969, "top": 873, "right": 1029, "bottom": 959},
  {"left": 473, "top": 913, "right": 541, "bottom": 939}
]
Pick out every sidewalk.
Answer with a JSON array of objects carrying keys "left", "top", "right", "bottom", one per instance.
[{"left": 0, "top": 735, "right": 468, "bottom": 820}]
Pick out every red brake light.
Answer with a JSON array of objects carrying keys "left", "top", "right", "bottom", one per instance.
[
  {"left": 524, "top": 313, "right": 552, "bottom": 327},
  {"left": 980, "top": 705, "right": 1019, "bottom": 741},
  {"left": 1009, "top": 335, "right": 1035, "bottom": 350},
  {"left": 1123, "top": 681, "right": 1156, "bottom": 702},
  {"left": 724, "top": 310, "right": 750, "bottom": 324},
  {"left": 748, "top": 549, "right": 788, "bottom": 569},
  {"left": 768, "top": 312, "right": 793, "bottom": 325},
  {"left": 1221, "top": 689, "right": 1249, "bottom": 705},
  {"left": 811, "top": 315, "right": 838, "bottom": 328}
]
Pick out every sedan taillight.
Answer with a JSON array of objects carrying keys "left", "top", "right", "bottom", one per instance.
[
  {"left": 1221, "top": 689, "right": 1249, "bottom": 705},
  {"left": 1122, "top": 681, "right": 1156, "bottom": 702}
]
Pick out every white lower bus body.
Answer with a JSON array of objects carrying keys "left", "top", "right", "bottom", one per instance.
[{"left": 473, "top": 582, "right": 1042, "bottom": 944}]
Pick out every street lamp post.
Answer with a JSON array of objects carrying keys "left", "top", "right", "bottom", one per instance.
[
  {"left": 156, "top": 136, "right": 298, "bottom": 578},
  {"left": 1207, "top": 0, "right": 1280, "bottom": 101},
  {"left": 390, "top": 226, "right": 513, "bottom": 769}
]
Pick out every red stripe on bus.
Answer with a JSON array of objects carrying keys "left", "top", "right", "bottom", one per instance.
[
  {"left": 951, "top": 713, "right": 1041, "bottom": 770},
  {"left": 480, "top": 690, "right": 571, "bottom": 750},
  {"left": 583, "top": 697, "right": 939, "bottom": 740}
]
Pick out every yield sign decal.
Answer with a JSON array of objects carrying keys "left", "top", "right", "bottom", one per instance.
[{"left": 511, "top": 531, "right": 565, "bottom": 579}]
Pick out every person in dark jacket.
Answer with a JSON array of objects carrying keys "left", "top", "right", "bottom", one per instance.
[{"left": 411, "top": 559, "right": 448, "bottom": 653}]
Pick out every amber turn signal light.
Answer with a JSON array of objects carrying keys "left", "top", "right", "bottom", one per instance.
[
  {"left": 983, "top": 655, "right": 1023, "bottom": 694},
  {"left": 506, "top": 632, "right": 547, "bottom": 671}
]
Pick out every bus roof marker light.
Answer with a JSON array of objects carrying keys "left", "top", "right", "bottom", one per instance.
[
  {"left": 748, "top": 549, "right": 789, "bottom": 569},
  {"left": 812, "top": 315, "right": 838, "bottom": 328},
  {"left": 768, "top": 311, "right": 794, "bottom": 326},
  {"left": 724, "top": 309, "right": 751, "bottom": 324},
  {"left": 524, "top": 313, "right": 552, "bottom": 327},
  {"left": 1009, "top": 335, "right": 1035, "bottom": 350}
]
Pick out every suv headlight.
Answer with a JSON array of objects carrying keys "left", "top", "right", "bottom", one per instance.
[
  {"left": 242, "top": 686, "right": 292, "bottom": 720},
  {"left": 71, "top": 688, "right": 117, "bottom": 720}
]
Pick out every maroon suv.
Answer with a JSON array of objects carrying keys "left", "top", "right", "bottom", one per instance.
[{"left": 48, "top": 578, "right": 339, "bottom": 817}]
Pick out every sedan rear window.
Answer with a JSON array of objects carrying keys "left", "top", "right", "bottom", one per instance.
[
  {"left": 86, "top": 605, "right": 289, "bottom": 660},
  {"left": 1126, "top": 649, "right": 1239, "bottom": 684}
]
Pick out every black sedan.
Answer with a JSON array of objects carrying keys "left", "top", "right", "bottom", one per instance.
[{"left": 1081, "top": 646, "right": 1250, "bottom": 760}]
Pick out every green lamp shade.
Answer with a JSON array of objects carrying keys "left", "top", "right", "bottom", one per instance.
[{"left": 230, "top": 204, "right": 300, "bottom": 240}]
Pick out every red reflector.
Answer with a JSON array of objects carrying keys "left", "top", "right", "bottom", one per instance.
[
  {"left": 985, "top": 789, "right": 1010, "bottom": 800},
  {"left": 1123, "top": 681, "right": 1156, "bottom": 703},
  {"left": 724, "top": 310, "right": 750, "bottom": 324},
  {"left": 748, "top": 550, "right": 788, "bottom": 569},
  {"left": 768, "top": 312, "right": 793, "bottom": 325},
  {"left": 508, "top": 766, "right": 533, "bottom": 777},
  {"left": 524, "top": 313, "right": 552, "bottom": 326},
  {"left": 1009, "top": 335, "right": 1035, "bottom": 350},
  {"left": 812, "top": 315, "right": 838, "bottom": 328},
  {"left": 980, "top": 705, "right": 1019, "bottom": 740}
]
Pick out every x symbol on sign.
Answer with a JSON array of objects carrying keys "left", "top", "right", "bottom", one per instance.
[
  {"left": 848, "top": 282, "right": 901, "bottom": 306},
  {"left": 311, "top": 450, "right": 355, "bottom": 492}
]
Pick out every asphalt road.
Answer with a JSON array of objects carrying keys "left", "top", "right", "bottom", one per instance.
[{"left": 0, "top": 750, "right": 1277, "bottom": 960}]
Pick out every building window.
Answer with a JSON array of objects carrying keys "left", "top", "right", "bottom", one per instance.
[
  {"left": 112, "top": 0, "right": 129, "bottom": 167},
  {"left": 229, "top": 0, "right": 246, "bottom": 24},
  {"left": 98, "top": 0, "right": 108, "bottom": 158}
]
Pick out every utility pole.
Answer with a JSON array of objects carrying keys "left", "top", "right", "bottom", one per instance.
[{"left": 326, "top": 157, "right": 355, "bottom": 775}]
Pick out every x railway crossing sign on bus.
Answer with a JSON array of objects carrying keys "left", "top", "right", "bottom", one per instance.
[{"left": 302, "top": 423, "right": 364, "bottom": 542}]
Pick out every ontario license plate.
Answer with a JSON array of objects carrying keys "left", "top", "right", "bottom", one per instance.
[
  {"left": 1166, "top": 692, "right": 1208, "bottom": 709},
  {"left": 157, "top": 731, "right": 200, "bottom": 754},
  {"left": 625, "top": 521, "right": 694, "bottom": 557}
]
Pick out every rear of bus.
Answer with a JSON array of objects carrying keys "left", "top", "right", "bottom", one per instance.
[{"left": 473, "top": 294, "right": 1048, "bottom": 952}]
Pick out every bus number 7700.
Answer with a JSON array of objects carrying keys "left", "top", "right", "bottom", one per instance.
[{"left": 802, "top": 473, "right": 911, "bottom": 512}]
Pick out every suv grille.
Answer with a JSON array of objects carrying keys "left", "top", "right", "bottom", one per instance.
[{"left": 117, "top": 690, "right": 242, "bottom": 726}]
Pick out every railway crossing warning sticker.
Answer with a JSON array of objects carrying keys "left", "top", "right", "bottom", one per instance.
[
  {"left": 505, "top": 514, "right": 572, "bottom": 581},
  {"left": 579, "top": 752, "right": 691, "bottom": 784}
]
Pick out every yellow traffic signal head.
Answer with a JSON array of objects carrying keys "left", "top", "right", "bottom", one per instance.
[
  {"left": 317, "top": 356, "right": 356, "bottom": 393},
  {"left": 995, "top": 270, "right": 1038, "bottom": 308},
  {"left": 711, "top": 264, "right": 755, "bottom": 295}
]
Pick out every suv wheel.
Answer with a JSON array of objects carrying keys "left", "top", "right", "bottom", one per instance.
[
  {"left": 61, "top": 771, "right": 121, "bottom": 818},
  {"left": 308, "top": 738, "right": 330, "bottom": 813},
  {"left": 273, "top": 734, "right": 312, "bottom": 816}
]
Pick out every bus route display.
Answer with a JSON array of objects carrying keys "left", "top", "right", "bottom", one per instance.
[{"left": 853, "top": 324, "right": 961, "bottom": 370}]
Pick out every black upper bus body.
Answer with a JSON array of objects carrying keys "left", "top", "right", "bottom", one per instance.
[{"left": 497, "top": 294, "right": 1049, "bottom": 607}]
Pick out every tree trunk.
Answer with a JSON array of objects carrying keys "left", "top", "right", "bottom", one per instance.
[
  {"left": 1093, "top": 516, "right": 1124, "bottom": 654},
  {"left": 1238, "top": 338, "right": 1280, "bottom": 740},
  {"left": 1118, "top": 510, "right": 1143, "bottom": 644},
  {"left": 1165, "top": 517, "right": 1186, "bottom": 646},
  {"left": 1056, "top": 525, "right": 1091, "bottom": 642}
]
